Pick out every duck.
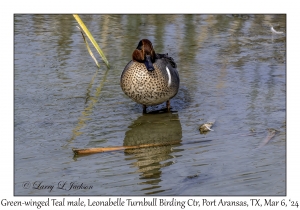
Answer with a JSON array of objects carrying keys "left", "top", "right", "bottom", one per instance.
[{"left": 120, "top": 39, "right": 180, "bottom": 113}]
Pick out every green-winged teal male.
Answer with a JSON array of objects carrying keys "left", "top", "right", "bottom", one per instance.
[{"left": 120, "top": 39, "right": 180, "bottom": 113}]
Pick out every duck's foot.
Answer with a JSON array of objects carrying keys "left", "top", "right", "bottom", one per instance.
[{"left": 143, "top": 105, "right": 147, "bottom": 114}]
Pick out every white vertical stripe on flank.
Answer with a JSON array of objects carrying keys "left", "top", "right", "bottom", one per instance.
[{"left": 166, "top": 66, "right": 171, "bottom": 87}]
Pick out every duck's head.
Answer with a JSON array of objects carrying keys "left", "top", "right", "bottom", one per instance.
[{"left": 132, "top": 39, "right": 156, "bottom": 71}]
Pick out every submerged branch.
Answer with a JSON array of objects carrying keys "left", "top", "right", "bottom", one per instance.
[{"left": 73, "top": 140, "right": 182, "bottom": 155}]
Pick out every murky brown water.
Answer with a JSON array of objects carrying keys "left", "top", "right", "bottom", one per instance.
[{"left": 14, "top": 14, "right": 286, "bottom": 195}]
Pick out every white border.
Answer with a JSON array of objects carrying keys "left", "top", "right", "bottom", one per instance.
[{"left": 2, "top": 0, "right": 298, "bottom": 209}]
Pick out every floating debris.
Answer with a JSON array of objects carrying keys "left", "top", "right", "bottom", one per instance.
[
  {"left": 270, "top": 26, "right": 284, "bottom": 34},
  {"left": 258, "top": 128, "right": 279, "bottom": 148},
  {"left": 199, "top": 120, "right": 215, "bottom": 134},
  {"left": 187, "top": 174, "right": 199, "bottom": 179}
]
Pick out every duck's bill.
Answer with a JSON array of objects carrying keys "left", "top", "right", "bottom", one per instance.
[{"left": 145, "top": 55, "right": 155, "bottom": 71}]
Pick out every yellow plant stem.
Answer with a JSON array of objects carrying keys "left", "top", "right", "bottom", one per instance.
[{"left": 73, "top": 14, "right": 110, "bottom": 68}]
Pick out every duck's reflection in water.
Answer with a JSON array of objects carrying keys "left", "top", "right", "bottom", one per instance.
[{"left": 123, "top": 112, "right": 182, "bottom": 194}]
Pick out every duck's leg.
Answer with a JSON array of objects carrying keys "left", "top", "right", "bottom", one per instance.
[
  {"left": 166, "top": 100, "right": 170, "bottom": 112},
  {"left": 143, "top": 105, "right": 147, "bottom": 114}
]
